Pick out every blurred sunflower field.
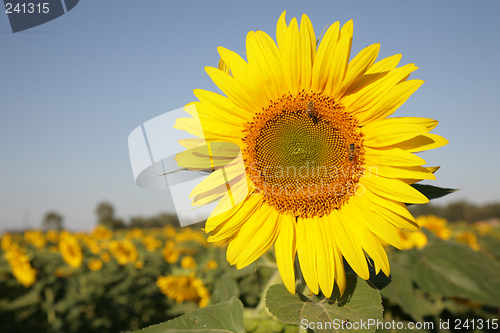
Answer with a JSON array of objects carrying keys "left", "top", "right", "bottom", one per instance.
[
  {"left": 1, "top": 215, "right": 500, "bottom": 333},
  {"left": 0, "top": 224, "right": 277, "bottom": 333}
]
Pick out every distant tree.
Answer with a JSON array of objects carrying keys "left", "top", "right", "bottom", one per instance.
[
  {"left": 95, "top": 202, "right": 125, "bottom": 230},
  {"left": 130, "top": 216, "right": 149, "bottom": 229},
  {"left": 408, "top": 199, "right": 500, "bottom": 224},
  {"left": 42, "top": 211, "right": 64, "bottom": 230},
  {"left": 129, "top": 213, "right": 179, "bottom": 229},
  {"left": 444, "top": 200, "right": 473, "bottom": 222},
  {"left": 156, "top": 213, "right": 179, "bottom": 227}
]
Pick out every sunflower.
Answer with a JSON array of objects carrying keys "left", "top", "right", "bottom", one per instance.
[
  {"left": 88, "top": 258, "right": 104, "bottom": 271},
  {"left": 454, "top": 231, "right": 480, "bottom": 251},
  {"left": 181, "top": 255, "right": 198, "bottom": 270},
  {"left": 91, "top": 225, "right": 113, "bottom": 240},
  {"left": 4, "top": 246, "right": 37, "bottom": 288},
  {"left": 59, "top": 232, "right": 83, "bottom": 268},
  {"left": 24, "top": 230, "right": 46, "bottom": 248},
  {"left": 397, "top": 228, "right": 428, "bottom": 249},
  {"left": 174, "top": 12, "right": 447, "bottom": 297},
  {"left": 416, "top": 214, "right": 452, "bottom": 240},
  {"left": 109, "top": 239, "right": 138, "bottom": 265},
  {"left": 156, "top": 274, "right": 210, "bottom": 307}
]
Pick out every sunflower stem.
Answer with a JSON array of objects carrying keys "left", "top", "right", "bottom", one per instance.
[{"left": 254, "top": 269, "right": 280, "bottom": 314}]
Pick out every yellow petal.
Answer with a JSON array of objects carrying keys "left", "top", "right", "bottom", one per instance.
[
  {"left": 299, "top": 14, "right": 316, "bottom": 91},
  {"left": 344, "top": 206, "right": 390, "bottom": 276},
  {"left": 426, "top": 166, "right": 441, "bottom": 174},
  {"left": 217, "top": 47, "right": 269, "bottom": 106},
  {"left": 329, "top": 209, "right": 370, "bottom": 280},
  {"left": 362, "top": 190, "right": 419, "bottom": 230},
  {"left": 246, "top": 31, "right": 283, "bottom": 98},
  {"left": 366, "top": 54, "right": 402, "bottom": 74},
  {"left": 311, "top": 21, "right": 340, "bottom": 92},
  {"left": 357, "top": 80, "right": 424, "bottom": 125},
  {"left": 332, "top": 242, "right": 346, "bottom": 295},
  {"left": 275, "top": 214, "right": 297, "bottom": 294},
  {"left": 282, "top": 17, "right": 300, "bottom": 93},
  {"left": 364, "top": 147, "right": 427, "bottom": 167},
  {"left": 190, "top": 162, "right": 245, "bottom": 198},
  {"left": 363, "top": 122, "right": 428, "bottom": 147},
  {"left": 339, "top": 43, "right": 380, "bottom": 97},
  {"left": 342, "top": 64, "right": 418, "bottom": 114},
  {"left": 314, "top": 217, "right": 335, "bottom": 297},
  {"left": 205, "top": 67, "right": 262, "bottom": 113},
  {"left": 296, "top": 217, "right": 319, "bottom": 295},
  {"left": 349, "top": 195, "right": 403, "bottom": 249},
  {"left": 324, "top": 20, "right": 353, "bottom": 97},
  {"left": 371, "top": 165, "right": 436, "bottom": 181},
  {"left": 373, "top": 205, "right": 420, "bottom": 231},
  {"left": 390, "top": 133, "right": 449, "bottom": 152},
  {"left": 192, "top": 174, "right": 247, "bottom": 207},
  {"left": 194, "top": 89, "right": 253, "bottom": 121},
  {"left": 228, "top": 205, "right": 280, "bottom": 268},
  {"left": 206, "top": 194, "right": 262, "bottom": 238},
  {"left": 361, "top": 175, "right": 429, "bottom": 204},
  {"left": 276, "top": 11, "right": 288, "bottom": 53}
]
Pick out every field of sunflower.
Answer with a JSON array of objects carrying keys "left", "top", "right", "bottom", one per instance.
[
  {"left": 0, "top": 225, "right": 276, "bottom": 332},
  {"left": 1, "top": 216, "right": 499, "bottom": 333}
]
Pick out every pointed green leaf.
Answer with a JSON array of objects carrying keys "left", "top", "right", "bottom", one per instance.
[
  {"left": 134, "top": 297, "right": 245, "bottom": 333},
  {"left": 410, "top": 184, "right": 459, "bottom": 201},
  {"left": 266, "top": 274, "right": 383, "bottom": 333}
]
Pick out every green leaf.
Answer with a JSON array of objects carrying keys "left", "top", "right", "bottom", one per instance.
[
  {"left": 211, "top": 274, "right": 240, "bottom": 303},
  {"left": 408, "top": 229, "right": 500, "bottom": 307},
  {"left": 0, "top": 280, "right": 44, "bottom": 311},
  {"left": 410, "top": 184, "right": 458, "bottom": 202},
  {"left": 380, "top": 262, "right": 424, "bottom": 322},
  {"left": 478, "top": 235, "right": 500, "bottom": 262},
  {"left": 344, "top": 259, "right": 391, "bottom": 290},
  {"left": 266, "top": 274, "right": 383, "bottom": 333},
  {"left": 135, "top": 296, "right": 245, "bottom": 333}
]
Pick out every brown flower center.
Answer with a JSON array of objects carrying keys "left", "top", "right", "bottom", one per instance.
[{"left": 243, "top": 92, "right": 364, "bottom": 218}]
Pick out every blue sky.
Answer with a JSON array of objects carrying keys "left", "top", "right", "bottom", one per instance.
[{"left": 1, "top": 0, "right": 499, "bottom": 231}]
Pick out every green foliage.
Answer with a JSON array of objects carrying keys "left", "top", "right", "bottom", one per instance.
[
  {"left": 265, "top": 274, "right": 383, "bottom": 333},
  {"left": 134, "top": 297, "right": 245, "bottom": 333},
  {"left": 382, "top": 226, "right": 500, "bottom": 331},
  {"left": 211, "top": 273, "right": 240, "bottom": 304},
  {"left": 406, "top": 229, "right": 500, "bottom": 307},
  {"left": 409, "top": 184, "right": 458, "bottom": 204},
  {"left": 0, "top": 279, "right": 44, "bottom": 311},
  {"left": 2, "top": 209, "right": 500, "bottom": 333}
]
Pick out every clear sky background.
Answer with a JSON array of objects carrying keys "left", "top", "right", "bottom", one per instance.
[{"left": 1, "top": 0, "right": 499, "bottom": 232}]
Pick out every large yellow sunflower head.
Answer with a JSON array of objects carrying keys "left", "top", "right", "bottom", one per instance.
[{"left": 174, "top": 11, "right": 448, "bottom": 298}]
